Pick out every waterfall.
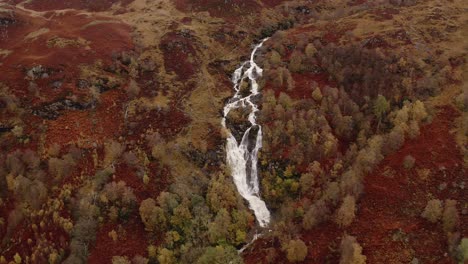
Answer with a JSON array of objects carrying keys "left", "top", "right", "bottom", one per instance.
[{"left": 221, "top": 38, "right": 270, "bottom": 227}]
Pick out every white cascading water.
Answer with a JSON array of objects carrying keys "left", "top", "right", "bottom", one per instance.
[{"left": 221, "top": 38, "right": 270, "bottom": 228}]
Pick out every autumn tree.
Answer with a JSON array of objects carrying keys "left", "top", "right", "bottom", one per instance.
[
  {"left": 299, "top": 172, "right": 315, "bottom": 195},
  {"left": 302, "top": 200, "right": 330, "bottom": 230},
  {"left": 340, "top": 235, "right": 367, "bottom": 264},
  {"left": 373, "top": 95, "right": 390, "bottom": 131},
  {"left": 139, "top": 198, "right": 167, "bottom": 232},
  {"left": 48, "top": 154, "right": 76, "bottom": 181},
  {"left": 112, "top": 256, "right": 131, "bottom": 264},
  {"left": 170, "top": 199, "right": 193, "bottom": 233},
  {"left": 421, "top": 199, "right": 443, "bottom": 223},
  {"left": 269, "top": 50, "right": 282, "bottom": 66},
  {"left": 443, "top": 199, "right": 459, "bottom": 232},
  {"left": 100, "top": 181, "right": 137, "bottom": 221},
  {"left": 206, "top": 172, "right": 237, "bottom": 213},
  {"left": 382, "top": 125, "right": 405, "bottom": 155},
  {"left": 157, "top": 192, "right": 180, "bottom": 214},
  {"left": 312, "top": 87, "right": 323, "bottom": 101},
  {"left": 283, "top": 239, "right": 308, "bottom": 262},
  {"left": 196, "top": 245, "right": 242, "bottom": 264},
  {"left": 335, "top": 195, "right": 356, "bottom": 228},
  {"left": 305, "top": 43, "right": 317, "bottom": 60},
  {"left": 289, "top": 50, "right": 304, "bottom": 73},
  {"left": 125, "top": 79, "right": 140, "bottom": 99},
  {"left": 403, "top": 155, "right": 415, "bottom": 169},
  {"left": 322, "top": 181, "right": 340, "bottom": 205},
  {"left": 157, "top": 248, "right": 176, "bottom": 264},
  {"left": 103, "top": 140, "right": 124, "bottom": 167},
  {"left": 456, "top": 238, "right": 468, "bottom": 263},
  {"left": 207, "top": 208, "right": 231, "bottom": 244}
]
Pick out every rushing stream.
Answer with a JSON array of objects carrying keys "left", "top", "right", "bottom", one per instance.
[{"left": 221, "top": 38, "right": 270, "bottom": 228}]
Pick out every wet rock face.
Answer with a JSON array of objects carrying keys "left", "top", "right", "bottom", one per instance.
[
  {"left": 188, "top": 148, "right": 225, "bottom": 168},
  {"left": 295, "top": 6, "right": 311, "bottom": 14},
  {"left": 32, "top": 99, "right": 96, "bottom": 120},
  {"left": 225, "top": 105, "right": 254, "bottom": 143},
  {"left": 0, "top": 5, "right": 16, "bottom": 27},
  {"left": 0, "top": 125, "right": 13, "bottom": 133},
  {"left": 249, "top": 93, "right": 262, "bottom": 105},
  {"left": 76, "top": 79, "right": 90, "bottom": 89},
  {"left": 26, "top": 65, "right": 53, "bottom": 81}
]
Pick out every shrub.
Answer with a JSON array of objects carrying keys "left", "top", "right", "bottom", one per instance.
[
  {"left": 284, "top": 239, "right": 308, "bottom": 262},
  {"left": 13, "top": 253, "right": 21, "bottom": 264},
  {"left": 322, "top": 182, "right": 340, "bottom": 204},
  {"left": 340, "top": 235, "right": 366, "bottom": 264},
  {"left": 148, "top": 245, "right": 157, "bottom": 259},
  {"left": 139, "top": 198, "right": 167, "bottom": 232},
  {"left": 102, "top": 181, "right": 137, "bottom": 205},
  {"left": 11, "top": 125, "right": 23, "bottom": 138},
  {"left": 312, "top": 87, "right": 323, "bottom": 101},
  {"left": 146, "top": 131, "right": 163, "bottom": 149},
  {"left": 132, "top": 255, "right": 149, "bottom": 264},
  {"left": 208, "top": 208, "right": 231, "bottom": 244},
  {"left": 5, "top": 151, "right": 25, "bottom": 176},
  {"left": 206, "top": 173, "right": 237, "bottom": 212},
  {"left": 382, "top": 125, "right": 405, "bottom": 155},
  {"left": 305, "top": 43, "right": 317, "bottom": 59},
  {"left": 14, "top": 175, "right": 47, "bottom": 209},
  {"left": 104, "top": 140, "right": 124, "bottom": 167},
  {"left": 265, "top": 247, "right": 278, "bottom": 263},
  {"left": 421, "top": 199, "right": 442, "bottom": 223},
  {"left": 442, "top": 199, "right": 459, "bottom": 232},
  {"left": 157, "top": 248, "right": 177, "bottom": 264},
  {"left": 411, "top": 100, "right": 428, "bottom": 122},
  {"left": 373, "top": 95, "right": 390, "bottom": 130},
  {"left": 269, "top": 50, "right": 282, "bottom": 66},
  {"left": 125, "top": 79, "right": 140, "bottom": 99},
  {"left": 4, "top": 208, "right": 23, "bottom": 244},
  {"left": 49, "top": 156, "right": 76, "bottom": 180},
  {"left": 112, "top": 256, "right": 131, "bottom": 264},
  {"left": 339, "top": 170, "right": 363, "bottom": 198},
  {"left": 72, "top": 218, "right": 98, "bottom": 244},
  {"left": 22, "top": 149, "right": 40, "bottom": 169},
  {"left": 122, "top": 151, "right": 139, "bottom": 167},
  {"left": 289, "top": 51, "right": 304, "bottom": 73},
  {"left": 403, "top": 155, "right": 415, "bottom": 169},
  {"left": 299, "top": 172, "right": 315, "bottom": 194},
  {"left": 169, "top": 201, "right": 192, "bottom": 231},
  {"left": 302, "top": 200, "right": 330, "bottom": 230},
  {"left": 64, "top": 218, "right": 97, "bottom": 264},
  {"left": 157, "top": 192, "right": 180, "bottom": 213},
  {"left": 271, "top": 67, "right": 295, "bottom": 90},
  {"left": 408, "top": 120, "right": 420, "bottom": 139},
  {"left": 47, "top": 143, "right": 61, "bottom": 157},
  {"left": 335, "top": 195, "right": 356, "bottom": 228},
  {"left": 447, "top": 232, "right": 460, "bottom": 256},
  {"left": 354, "top": 135, "right": 384, "bottom": 173},
  {"left": 456, "top": 238, "right": 468, "bottom": 263},
  {"left": 196, "top": 245, "right": 242, "bottom": 264}
]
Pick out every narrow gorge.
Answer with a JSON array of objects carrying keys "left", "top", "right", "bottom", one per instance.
[{"left": 221, "top": 39, "right": 271, "bottom": 228}]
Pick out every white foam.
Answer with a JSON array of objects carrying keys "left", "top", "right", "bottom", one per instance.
[{"left": 221, "top": 39, "right": 270, "bottom": 227}]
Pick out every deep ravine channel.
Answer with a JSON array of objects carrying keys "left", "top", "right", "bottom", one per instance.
[{"left": 221, "top": 38, "right": 271, "bottom": 230}]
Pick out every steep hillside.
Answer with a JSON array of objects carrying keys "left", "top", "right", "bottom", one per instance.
[{"left": 0, "top": 0, "right": 466, "bottom": 263}]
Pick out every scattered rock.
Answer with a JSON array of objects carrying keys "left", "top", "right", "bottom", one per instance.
[
  {"left": 0, "top": 5, "right": 16, "bottom": 26},
  {"left": 32, "top": 99, "right": 96, "bottom": 120}
]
